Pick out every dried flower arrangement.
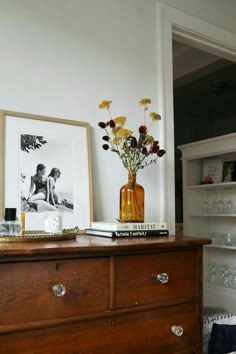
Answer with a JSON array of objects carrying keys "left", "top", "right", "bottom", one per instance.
[{"left": 98, "top": 98, "right": 166, "bottom": 173}]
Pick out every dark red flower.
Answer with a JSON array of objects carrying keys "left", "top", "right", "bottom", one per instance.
[
  {"left": 109, "top": 120, "right": 115, "bottom": 128},
  {"left": 139, "top": 125, "right": 147, "bottom": 134},
  {"left": 151, "top": 145, "right": 160, "bottom": 154},
  {"left": 157, "top": 149, "right": 166, "bottom": 157},
  {"left": 102, "top": 135, "right": 109, "bottom": 141},
  {"left": 102, "top": 144, "right": 109, "bottom": 150},
  {"left": 153, "top": 140, "right": 159, "bottom": 146},
  {"left": 142, "top": 147, "right": 147, "bottom": 155},
  {"left": 131, "top": 137, "right": 137, "bottom": 148},
  {"left": 98, "top": 122, "right": 106, "bottom": 129}
]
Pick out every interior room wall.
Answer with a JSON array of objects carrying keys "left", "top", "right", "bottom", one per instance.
[
  {"left": 0, "top": 0, "right": 235, "bottom": 223},
  {"left": 0, "top": 0, "right": 161, "bottom": 222}
]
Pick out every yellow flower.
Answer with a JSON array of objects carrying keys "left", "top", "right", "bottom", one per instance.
[
  {"left": 98, "top": 100, "right": 112, "bottom": 109},
  {"left": 112, "top": 126, "right": 122, "bottom": 135},
  {"left": 114, "top": 116, "right": 127, "bottom": 126},
  {"left": 113, "top": 137, "right": 122, "bottom": 144},
  {"left": 139, "top": 98, "right": 152, "bottom": 106},
  {"left": 117, "top": 128, "right": 133, "bottom": 138},
  {"left": 145, "top": 135, "right": 154, "bottom": 145},
  {"left": 150, "top": 112, "right": 161, "bottom": 121}
]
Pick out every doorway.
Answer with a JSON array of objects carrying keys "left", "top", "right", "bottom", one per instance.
[
  {"left": 172, "top": 39, "right": 236, "bottom": 224},
  {"left": 157, "top": 4, "right": 236, "bottom": 232}
]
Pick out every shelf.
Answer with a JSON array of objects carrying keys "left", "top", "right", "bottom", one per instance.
[
  {"left": 187, "top": 182, "right": 236, "bottom": 190},
  {"left": 187, "top": 213, "right": 236, "bottom": 217},
  {"left": 204, "top": 283, "right": 236, "bottom": 293},
  {"left": 205, "top": 244, "right": 236, "bottom": 250}
]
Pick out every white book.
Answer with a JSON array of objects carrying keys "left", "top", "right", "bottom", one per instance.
[{"left": 90, "top": 221, "right": 167, "bottom": 231}]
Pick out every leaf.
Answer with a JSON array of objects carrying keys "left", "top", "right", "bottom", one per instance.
[{"left": 21, "top": 134, "right": 47, "bottom": 153}]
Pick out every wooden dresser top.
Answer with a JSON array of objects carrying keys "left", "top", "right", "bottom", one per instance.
[{"left": 0, "top": 235, "right": 211, "bottom": 261}]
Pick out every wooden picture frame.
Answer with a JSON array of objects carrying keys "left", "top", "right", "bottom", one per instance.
[{"left": 0, "top": 110, "right": 93, "bottom": 230}]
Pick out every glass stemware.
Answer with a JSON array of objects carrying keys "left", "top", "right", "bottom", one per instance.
[
  {"left": 201, "top": 193, "right": 210, "bottom": 214},
  {"left": 217, "top": 265, "right": 227, "bottom": 286},
  {"left": 224, "top": 190, "right": 234, "bottom": 214},
  {"left": 222, "top": 268, "right": 232, "bottom": 288},
  {"left": 217, "top": 192, "right": 225, "bottom": 214},
  {"left": 223, "top": 233, "right": 233, "bottom": 246},
  {"left": 208, "top": 263, "right": 217, "bottom": 285},
  {"left": 231, "top": 269, "right": 236, "bottom": 289},
  {"left": 210, "top": 197, "right": 218, "bottom": 214}
]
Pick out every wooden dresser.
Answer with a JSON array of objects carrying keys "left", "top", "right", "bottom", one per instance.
[{"left": 0, "top": 235, "right": 210, "bottom": 353}]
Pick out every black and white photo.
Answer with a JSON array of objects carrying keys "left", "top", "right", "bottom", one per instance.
[
  {"left": 1, "top": 111, "right": 92, "bottom": 230},
  {"left": 20, "top": 133, "right": 74, "bottom": 213}
]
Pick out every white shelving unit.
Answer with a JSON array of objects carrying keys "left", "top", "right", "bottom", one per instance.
[{"left": 178, "top": 133, "right": 236, "bottom": 313}]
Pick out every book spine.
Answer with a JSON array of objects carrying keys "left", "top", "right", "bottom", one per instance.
[
  {"left": 112, "top": 230, "right": 169, "bottom": 237},
  {"left": 91, "top": 222, "right": 167, "bottom": 231},
  {"left": 118, "top": 223, "right": 166, "bottom": 231}
]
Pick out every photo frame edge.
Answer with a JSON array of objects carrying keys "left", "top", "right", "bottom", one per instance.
[
  {"left": 86, "top": 125, "right": 94, "bottom": 223},
  {"left": 0, "top": 111, "right": 5, "bottom": 220}
]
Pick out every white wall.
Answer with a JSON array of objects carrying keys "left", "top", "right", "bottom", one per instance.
[
  {"left": 0, "top": 0, "right": 235, "bottom": 225},
  {"left": 0, "top": 0, "right": 162, "bottom": 223},
  {"left": 159, "top": 0, "right": 236, "bottom": 34}
]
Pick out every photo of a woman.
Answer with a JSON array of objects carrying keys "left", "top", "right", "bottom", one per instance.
[
  {"left": 47, "top": 167, "right": 61, "bottom": 206},
  {"left": 28, "top": 163, "right": 48, "bottom": 202}
]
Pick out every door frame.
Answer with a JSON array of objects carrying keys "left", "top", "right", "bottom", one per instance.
[{"left": 157, "top": 4, "right": 236, "bottom": 233}]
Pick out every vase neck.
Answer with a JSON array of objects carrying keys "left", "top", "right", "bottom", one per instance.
[{"left": 128, "top": 173, "right": 137, "bottom": 184}]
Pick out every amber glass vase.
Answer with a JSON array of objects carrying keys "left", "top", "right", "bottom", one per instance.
[{"left": 119, "top": 173, "right": 144, "bottom": 222}]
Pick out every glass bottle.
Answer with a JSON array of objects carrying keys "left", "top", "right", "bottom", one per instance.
[
  {"left": 0, "top": 208, "right": 21, "bottom": 236},
  {"left": 120, "top": 173, "right": 144, "bottom": 222}
]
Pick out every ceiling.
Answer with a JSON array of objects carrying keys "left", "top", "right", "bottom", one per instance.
[
  {"left": 172, "top": 39, "right": 234, "bottom": 87},
  {"left": 173, "top": 40, "right": 236, "bottom": 125}
]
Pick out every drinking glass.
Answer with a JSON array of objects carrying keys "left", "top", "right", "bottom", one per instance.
[
  {"left": 222, "top": 268, "right": 232, "bottom": 288},
  {"left": 208, "top": 263, "right": 217, "bottom": 285},
  {"left": 224, "top": 190, "right": 234, "bottom": 214},
  {"left": 201, "top": 193, "right": 210, "bottom": 214},
  {"left": 209, "top": 232, "right": 218, "bottom": 245},
  {"left": 223, "top": 233, "right": 233, "bottom": 246},
  {"left": 217, "top": 265, "right": 228, "bottom": 286},
  {"left": 210, "top": 198, "right": 218, "bottom": 214},
  {"left": 217, "top": 192, "right": 225, "bottom": 214},
  {"left": 231, "top": 269, "right": 236, "bottom": 289}
]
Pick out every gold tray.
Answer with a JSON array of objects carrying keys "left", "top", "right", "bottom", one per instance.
[{"left": 0, "top": 227, "right": 81, "bottom": 242}]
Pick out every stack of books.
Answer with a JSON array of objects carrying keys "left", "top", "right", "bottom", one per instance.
[{"left": 85, "top": 221, "right": 169, "bottom": 238}]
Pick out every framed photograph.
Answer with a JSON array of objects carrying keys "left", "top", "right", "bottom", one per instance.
[
  {"left": 0, "top": 110, "right": 93, "bottom": 230},
  {"left": 202, "top": 158, "right": 223, "bottom": 183},
  {"left": 222, "top": 160, "right": 236, "bottom": 182}
]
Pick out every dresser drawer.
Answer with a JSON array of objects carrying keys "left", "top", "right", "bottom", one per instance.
[
  {"left": 0, "top": 302, "right": 199, "bottom": 353},
  {"left": 115, "top": 250, "right": 198, "bottom": 308},
  {"left": 0, "top": 258, "right": 109, "bottom": 325}
]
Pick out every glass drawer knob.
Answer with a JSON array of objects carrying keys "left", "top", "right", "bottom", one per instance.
[
  {"left": 157, "top": 272, "right": 169, "bottom": 284},
  {"left": 171, "top": 325, "right": 184, "bottom": 337},
  {"left": 52, "top": 284, "right": 66, "bottom": 297}
]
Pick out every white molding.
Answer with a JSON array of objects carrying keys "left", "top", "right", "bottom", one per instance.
[
  {"left": 178, "top": 132, "right": 236, "bottom": 160},
  {"left": 156, "top": 3, "right": 236, "bottom": 234}
]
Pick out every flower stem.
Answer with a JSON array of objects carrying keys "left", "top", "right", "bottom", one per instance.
[{"left": 107, "top": 107, "right": 113, "bottom": 120}]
